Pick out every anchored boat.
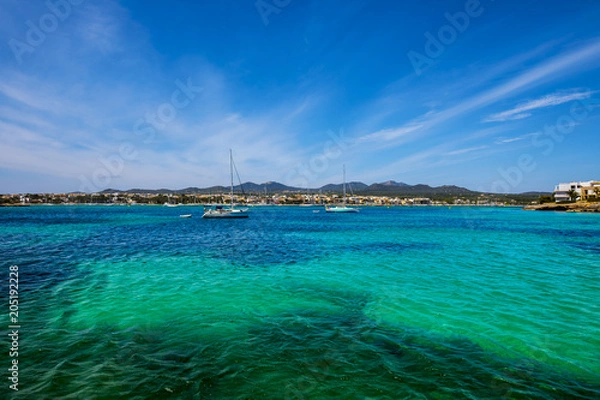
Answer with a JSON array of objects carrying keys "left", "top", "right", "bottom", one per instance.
[
  {"left": 325, "top": 165, "right": 359, "bottom": 213},
  {"left": 202, "top": 149, "right": 249, "bottom": 219}
]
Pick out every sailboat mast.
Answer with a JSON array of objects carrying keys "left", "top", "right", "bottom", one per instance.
[
  {"left": 343, "top": 164, "right": 347, "bottom": 206},
  {"left": 229, "top": 149, "right": 234, "bottom": 208}
]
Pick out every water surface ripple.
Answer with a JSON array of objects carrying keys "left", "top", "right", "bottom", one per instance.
[{"left": 1, "top": 205, "right": 599, "bottom": 398}]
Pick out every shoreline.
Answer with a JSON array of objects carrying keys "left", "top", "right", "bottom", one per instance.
[
  {"left": 0, "top": 203, "right": 525, "bottom": 208},
  {"left": 523, "top": 202, "right": 600, "bottom": 213}
]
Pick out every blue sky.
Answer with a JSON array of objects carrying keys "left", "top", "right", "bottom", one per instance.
[{"left": 1, "top": 0, "right": 599, "bottom": 193}]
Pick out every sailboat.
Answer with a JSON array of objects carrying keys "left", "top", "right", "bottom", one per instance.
[
  {"left": 325, "top": 165, "right": 359, "bottom": 213},
  {"left": 202, "top": 150, "right": 249, "bottom": 219},
  {"left": 164, "top": 193, "right": 179, "bottom": 207}
]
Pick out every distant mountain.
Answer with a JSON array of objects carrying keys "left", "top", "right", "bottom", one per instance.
[
  {"left": 360, "top": 183, "right": 477, "bottom": 197},
  {"left": 100, "top": 188, "right": 120, "bottom": 194},
  {"left": 194, "top": 186, "right": 228, "bottom": 194},
  {"left": 319, "top": 181, "right": 369, "bottom": 193},
  {"left": 93, "top": 181, "right": 548, "bottom": 201},
  {"left": 518, "top": 191, "right": 552, "bottom": 196},
  {"left": 377, "top": 180, "right": 409, "bottom": 187},
  {"left": 99, "top": 188, "right": 170, "bottom": 194},
  {"left": 99, "top": 182, "right": 475, "bottom": 197},
  {"left": 232, "top": 181, "right": 301, "bottom": 193}
]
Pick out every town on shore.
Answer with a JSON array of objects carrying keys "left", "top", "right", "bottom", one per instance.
[
  {"left": 1, "top": 191, "right": 511, "bottom": 207},
  {"left": 2, "top": 180, "right": 597, "bottom": 209}
]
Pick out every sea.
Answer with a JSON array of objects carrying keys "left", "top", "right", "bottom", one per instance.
[{"left": 1, "top": 205, "right": 599, "bottom": 399}]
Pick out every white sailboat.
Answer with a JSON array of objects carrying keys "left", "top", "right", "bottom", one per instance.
[
  {"left": 325, "top": 165, "right": 359, "bottom": 213},
  {"left": 202, "top": 150, "right": 249, "bottom": 219},
  {"left": 164, "top": 194, "right": 179, "bottom": 207}
]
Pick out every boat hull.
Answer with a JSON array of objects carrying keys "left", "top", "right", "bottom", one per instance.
[
  {"left": 325, "top": 206, "right": 359, "bottom": 213},
  {"left": 202, "top": 213, "right": 249, "bottom": 219},
  {"left": 202, "top": 208, "right": 249, "bottom": 218}
]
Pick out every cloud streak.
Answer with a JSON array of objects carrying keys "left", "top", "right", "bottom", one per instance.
[
  {"left": 349, "top": 38, "right": 600, "bottom": 154},
  {"left": 484, "top": 90, "right": 596, "bottom": 122},
  {"left": 356, "top": 124, "right": 423, "bottom": 143},
  {"left": 446, "top": 145, "right": 489, "bottom": 156},
  {"left": 428, "top": 38, "right": 600, "bottom": 127}
]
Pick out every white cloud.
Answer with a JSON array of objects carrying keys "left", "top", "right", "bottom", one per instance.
[
  {"left": 356, "top": 124, "right": 423, "bottom": 143},
  {"left": 77, "top": 4, "right": 126, "bottom": 55},
  {"left": 484, "top": 90, "right": 596, "bottom": 122},
  {"left": 496, "top": 137, "right": 523, "bottom": 144},
  {"left": 494, "top": 133, "right": 537, "bottom": 144},
  {"left": 348, "top": 38, "right": 600, "bottom": 155},
  {"left": 433, "top": 39, "right": 600, "bottom": 124},
  {"left": 0, "top": 55, "right": 319, "bottom": 191},
  {"left": 446, "top": 145, "right": 489, "bottom": 156},
  {"left": 0, "top": 79, "right": 65, "bottom": 114}
]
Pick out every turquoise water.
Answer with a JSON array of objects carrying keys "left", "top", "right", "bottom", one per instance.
[{"left": 1, "top": 205, "right": 599, "bottom": 399}]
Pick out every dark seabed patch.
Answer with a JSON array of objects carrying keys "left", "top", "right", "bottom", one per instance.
[
  {"left": 570, "top": 241, "right": 600, "bottom": 255},
  {"left": 17, "top": 309, "right": 600, "bottom": 399}
]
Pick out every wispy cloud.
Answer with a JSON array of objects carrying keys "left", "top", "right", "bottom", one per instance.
[
  {"left": 0, "top": 79, "right": 66, "bottom": 114},
  {"left": 429, "top": 39, "right": 600, "bottom": 126},
  {"left": 494, "top": 133, "right": 536, "bottom": 144},
  {"left": 432, "top": 39, "right": 600, "bottom": 123},
  {"left": 484, "top": 90, "right": 596, "bottom": 122},
  {"left": 0, "top": 57, "right": 318, "bottom": 191},
  {"left": 356, "top": 124, "right": 422, "bottom": 143},
  {"left": 446, "top": 145, "right": 489, "bottom": 156},
  {"left": 77, "top": 4, "right": 127, "bottom": 55},
  {"left": 349, "top": 38, "right": 600, "bottom": 153}
]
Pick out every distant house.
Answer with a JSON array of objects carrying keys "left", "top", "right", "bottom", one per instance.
[
  {"left": 412, "top": 197, "right": 432, "bottom": 205},
  {"left": 554, "top": 180, "right": 600, "bottom": 202},
  {"left": 581, "top": 181, "right": 600, "bottom": 201}
]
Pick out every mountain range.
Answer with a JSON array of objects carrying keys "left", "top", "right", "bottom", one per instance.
[{"left": 100, "top": 180, "right": 549, "bottom": 200}]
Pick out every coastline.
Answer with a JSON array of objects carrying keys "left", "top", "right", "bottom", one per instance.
[
  {"left": 523, "top": 202, "right": 600, "bottom": 212},
  {"left": 0, "top": 203, "right": 523, "bottom": 208}
]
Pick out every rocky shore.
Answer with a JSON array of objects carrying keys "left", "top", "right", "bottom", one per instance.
[{"left": 523, "top": 202, "right": 600, "bottom": 212}]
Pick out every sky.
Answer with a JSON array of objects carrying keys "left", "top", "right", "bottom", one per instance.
[{"left": 0, "top": 0, "right": 599, "bottom": 194}]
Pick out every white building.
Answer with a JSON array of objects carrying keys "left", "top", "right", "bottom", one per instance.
[{"left": 553, "top": 180, "right": 600, "bottom": 202}]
